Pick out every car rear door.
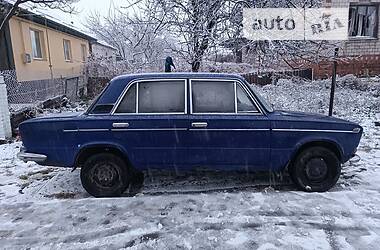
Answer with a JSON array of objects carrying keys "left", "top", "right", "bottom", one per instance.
[
  {"left": 110, "top": 78, "right": 188, "bottom": 170},
  {"left": 188, "top": 79, "right": 271, "bottom": 170}
]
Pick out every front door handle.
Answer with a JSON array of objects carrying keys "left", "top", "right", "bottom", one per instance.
[
  {"left": 112, "top": 122, "right": 129, "bottom": 128},
  {"left": 191, "top": 122, "right": 208, "bottom": 128}
]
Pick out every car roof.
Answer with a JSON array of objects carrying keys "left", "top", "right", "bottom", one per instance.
[{"left": 111, "top": 72, "right": 246, "bottom": 82}]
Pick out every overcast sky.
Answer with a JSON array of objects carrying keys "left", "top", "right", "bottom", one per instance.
[{"left": 16, "top": 0, "right": 123, "bottom": 34}]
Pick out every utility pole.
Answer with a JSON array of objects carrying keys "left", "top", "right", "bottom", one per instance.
[{"left": 329, "top": 48, "right": 339, "bottom": 116}]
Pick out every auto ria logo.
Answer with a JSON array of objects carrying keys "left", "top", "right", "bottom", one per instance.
[{"left": 243, "top": 8, "right": 348, "bottom": 40}]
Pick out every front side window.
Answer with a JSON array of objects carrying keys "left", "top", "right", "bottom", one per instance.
[
  {"left": 192, "top": 81, "right": 235, "bottom": 113},
  {"left": 30, "top": 29, "right": 43, "bottom": 59},
  {"left": 138, "top": 80, "right": 185, "bottom": 113},
  {"left": 63, "top": 39, "right": 72, "bottom": 61},
  {"left": 349, "top": 5, "right": 378, "bottom": 38},
  {"left": 237, "top": 84, "right": 258, "bottom": 113}
]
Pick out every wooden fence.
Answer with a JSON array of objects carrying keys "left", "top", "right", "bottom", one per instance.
[{"left": 242, "top": 68, "right": 313, "bottom": 85}]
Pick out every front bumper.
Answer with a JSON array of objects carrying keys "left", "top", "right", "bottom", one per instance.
[{"left": 17, "top": 147, "right": 47, "bottom": 163}]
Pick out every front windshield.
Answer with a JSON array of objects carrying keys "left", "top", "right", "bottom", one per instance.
[{"left": 247, "top": 84, "right": 274, "bottom": 112}]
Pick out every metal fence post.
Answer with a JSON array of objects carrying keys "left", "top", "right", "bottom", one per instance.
[
  {"left": 329, "top": 48, "right": 339, "bottom": 116},
  {"left": 0, "top": 76, "right": 12, "bottom": 139}
]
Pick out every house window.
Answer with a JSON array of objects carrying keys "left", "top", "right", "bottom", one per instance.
[
  {"left": 349, "top": 4, "right": 378, "bottom": 38},
  {"left": 63, "top": 39, "right": 72, "bottom": 61},
  {"left": 30, "top": 29, "right": 43, "bottom": 59},
  {"left": 81, "top": 44, "right": 87, "bottom": 62}
]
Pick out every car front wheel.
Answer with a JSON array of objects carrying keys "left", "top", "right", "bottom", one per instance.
[
  {"left": 290, "top": 146, "right": 341, "bottom": 192},
  {"left": 80, "top": 153, "right": 130, "bottom": 197}
]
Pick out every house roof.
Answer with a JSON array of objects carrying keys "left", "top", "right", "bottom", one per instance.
[
  {"left": 1, "top": 1, "right": 96, "bottom": 42},
  {"left": 92, "top": 40, "right": 118, "bottom": 51}
]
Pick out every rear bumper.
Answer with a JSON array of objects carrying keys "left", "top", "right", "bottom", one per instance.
[{"left": 17, "top": 148, "right": 47, "bottom": 163}]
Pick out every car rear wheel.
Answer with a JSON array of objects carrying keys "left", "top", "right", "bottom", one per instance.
[
  {"left": 290, "top": 146, "right": 341, "bottom": 192},
  {"left": 80, "top": 153, "right": 130, "bottom": 197}
]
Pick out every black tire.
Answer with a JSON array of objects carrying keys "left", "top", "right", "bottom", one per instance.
[
  {"left": 289, "top": 146, "right": 341, "bottom": 192},
  {"left": 80, "top": 153, "right": 130, "bottom": 197}
]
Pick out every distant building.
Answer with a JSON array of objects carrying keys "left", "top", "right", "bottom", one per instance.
[
  {"left": 311, "top": 0, "right": 380, "bottom": 78},
  {"left": 239, "top": 0, "right": 380, "bottom": 79},
  {"left": 0, "top": 1, "right": 96, "bottom": 103},
  {"left": 90, "top": 41, "right": 118, "bottom": 63}
]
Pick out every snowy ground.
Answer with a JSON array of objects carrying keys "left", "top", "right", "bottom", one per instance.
[{"left": 0, "top": 76, "right": 379, "bottom": 249}]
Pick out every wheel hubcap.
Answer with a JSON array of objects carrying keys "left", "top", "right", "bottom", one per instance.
[
  {"left": 92, "top": 163, "right": 119, "bottom": 188},
  {"left": 305, "top": 157, "right": 328, "bottom": 182}
]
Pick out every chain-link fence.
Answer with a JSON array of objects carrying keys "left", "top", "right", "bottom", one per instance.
[{"left": 0, "top": 70, "right": 86, "bottom": 112}]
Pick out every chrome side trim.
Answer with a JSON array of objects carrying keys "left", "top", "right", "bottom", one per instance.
[
  {"left": 272, "top": 128, "right": 360, "bottom": 134},
  {"left": 111, "top": 128, "right": 188, "bottom": 131},
  {"left": 63, "top": 129, "right": 79, "bottom": 132},
  {"left": 189, "top": 128, "right": 270, "bottom": 131},
  {"left": 63, "top": 129, "right": 109, "bottom": 132}
]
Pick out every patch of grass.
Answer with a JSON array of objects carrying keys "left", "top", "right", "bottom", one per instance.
[
  {"left": 45, "top": 192, "right": 76, "bottom": 199},
  {"left": 19, "top": 175, "right": 28, "bottom": 180}
]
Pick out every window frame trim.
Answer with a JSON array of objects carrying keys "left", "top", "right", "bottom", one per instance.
[
  {"left": 63, "top": 39, "right": 72, "bottom": 62},
  {"left": 80, "top": 44, "right": 87, "bottom": 62},
  {"left": 111, "top": 78, "right": 188, "bottom": 115},
  {"left": 29, "top": 28, "right": 44, "bottom": 60},
  {"left": 189, "top": 78, "right": 263, "bottom": 115}
]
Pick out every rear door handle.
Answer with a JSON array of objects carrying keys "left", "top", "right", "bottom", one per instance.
[
  {"left": 112, "top": 122, "right": 129, "bottom": 128},
  {"left": 191, "top": 122, "right": 208, "bottom": 128}
]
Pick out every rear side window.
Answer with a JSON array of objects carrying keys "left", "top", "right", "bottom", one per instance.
[
  {"left": 115, "top": 83, "right": 136, "bottom": 113},
  {"left": 191, "top": 81, "right": 235, "bottom": 113},
  {"left": 138, "top": 80, "right": 185, "bottom": 113},
  {"left": 115, "top": 80, "right": 186, "bottom": 114},
  {"left": 91, "top": 104, "right": 114, "bottom": 114}
]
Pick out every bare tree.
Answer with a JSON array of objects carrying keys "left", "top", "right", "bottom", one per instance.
[
  {"left": 152, "top": 0, "right": 241, "bottom": 72},
  {"left": 0, "top": 0, "right": 78, "bottom": 33},
  {"left": 221, "top": 0, "right": 342, "bottom": 71},
  {"left": 86, "top": 0, "right": 340, "bottom": 73},
  {"left": 86, "top": 0, "right": 169, "bottom": 71}
]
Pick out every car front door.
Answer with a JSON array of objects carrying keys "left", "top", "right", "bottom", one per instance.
[
  {"left": 188, "top": 79, "right": 271, "bottom": 170},
  {"left": 110, "top": 79, "right": 188, "bottom": 170}
]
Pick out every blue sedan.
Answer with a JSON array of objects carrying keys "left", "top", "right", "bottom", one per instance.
[{"left": 18, "top": 73, "right": 363, "bottom": 197}]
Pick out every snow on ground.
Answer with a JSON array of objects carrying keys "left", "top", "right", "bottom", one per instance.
[{"left": 0, "top": 77, "right": 379, "bottom": 249}]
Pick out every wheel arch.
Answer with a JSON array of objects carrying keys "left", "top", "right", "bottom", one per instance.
[
  {"left": 287, "top": 139, "right": 343, "bottom": 170},
  {"left": 75, "top": 143, "right": 133, "bottom": 168}
]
